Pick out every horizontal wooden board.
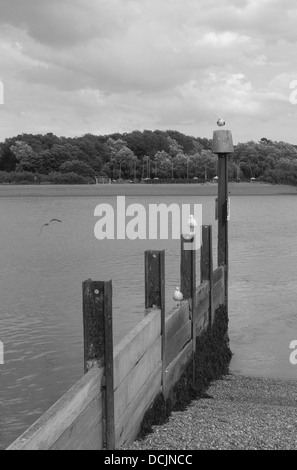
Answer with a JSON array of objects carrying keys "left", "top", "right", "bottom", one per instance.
[
  {"left": 165, "top": 302, "right": 190, "bottom": 346},
  {"left": 163, "top": 340, "right": 193, "bottom": 400},
  {"left": 213, "top": 268, "right": 225, "bottom": 311},
  {"left": 212, "top": 266, "right": 224, "bottom": 285},
  {"left": 7, "top": 367, "right": 104, "bottom": 450},
  {"left": 113, "top": 308, "right": 161, "bottom": 390},
  {"left": 194, "top": 282, "right": 209, "bottom": 323},
  {"left": 195, "top": 309, "right": 209, "bottom": 337},
  {"left": 114, "top": 337, "right": 161, "bottom": 422},
  {"left": 50, "top": 395, "right": 103, "bottom": 450},
  {"left": 165, "top": 320, "right": 192, "bottom": 368},
  {"left": 115, "top": 364, "right": 162, "bottom": 448}
]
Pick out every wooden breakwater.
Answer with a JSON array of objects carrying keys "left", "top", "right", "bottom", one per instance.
[{"left": 7, "top": 225, "right": 229, "bottom": 451}]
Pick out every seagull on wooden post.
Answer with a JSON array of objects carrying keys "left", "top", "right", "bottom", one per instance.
[
  {"left": 217, "top": 118, "right": 226, "bottom": 127},
  {"left": 187, "top": 214, "right": 198, "bottom": 233},
  {"left": 173, "top": 287, "right": 183, "bottom": 308},
  {"left": 39, "top": 219, "right": 62, "bottom": 235}
]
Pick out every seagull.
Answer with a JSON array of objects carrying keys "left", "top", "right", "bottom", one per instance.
[
  {"left": 217, "top": 118, "right": 226, "bottom": 127},
  {"left": 39, "top": 219, "right": 62, "bottom": 235},
  {"left": 187, "top": 214, "right": 198, "bottom": 233},
  {"left": 173, "top": 287, "right": 183, "bottom": 308}
]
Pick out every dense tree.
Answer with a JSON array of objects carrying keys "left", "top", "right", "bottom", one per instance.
[
  {"left": 108, "top": 138, "right": 137, "bottom": 179},
  {"left": 60, "top": 160, "right": 95, "bottom": 178},
  {"left": 10, "top": 141, "right": 37, "bottom": 172},
  {"left": 1, "top": 130, "right": 297, "bottom": 186},
  {"left": 166, "top": 130, "right": 203, "bottom": 155},
  {"left": 154, "top": 151, "right": 173, "bottom": 179}
]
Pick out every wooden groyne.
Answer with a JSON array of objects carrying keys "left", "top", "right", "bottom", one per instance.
[
  {"left": 7, "top": 127, "right": 234, "bottom": 451},
  {"left": 7, "top": 225, "right": 230, "bottom": 451}
]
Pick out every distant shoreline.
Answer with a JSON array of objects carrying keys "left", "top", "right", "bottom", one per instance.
[{"left": 0, "top": 182, "right": 296, "bottom": 197}]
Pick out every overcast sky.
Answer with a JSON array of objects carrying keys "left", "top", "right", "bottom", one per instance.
[{"left": 0, "top": 0, "right": 297, "bottom": 144}]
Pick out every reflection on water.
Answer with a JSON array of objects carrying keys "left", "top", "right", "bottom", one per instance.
[{"left": 0, "top": 193, "right": 296, "bottom": 448}]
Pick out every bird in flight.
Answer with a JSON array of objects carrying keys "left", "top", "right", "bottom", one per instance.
[{"left": 39, "top": 219, "right": 62, "bottom": 235}]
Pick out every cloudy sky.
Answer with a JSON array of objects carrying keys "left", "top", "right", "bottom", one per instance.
[{"left": 1, "top": 0, "right": 297, "bottom": 144}]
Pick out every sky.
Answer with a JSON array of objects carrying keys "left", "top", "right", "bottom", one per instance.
[{"left": 1, "top": 0, "right": 297, "bottom": 144}]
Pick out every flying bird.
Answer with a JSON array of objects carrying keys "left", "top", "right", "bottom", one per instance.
[
  {"left": 187, "top": 215, "right": 197, "bottom": 233},
  {"left": 173, "top": 287, "right": 183, "bottom": 308},
  {"left": 39, "top": 219, "right": 62, "bottom": 235},
  {"left": 217, "top": 118, "right": 226, "bottom": 127}
]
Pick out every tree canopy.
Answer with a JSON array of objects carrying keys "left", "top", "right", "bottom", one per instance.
[{"left": 1, "top": 130, "right": 297, "bottom": 185}]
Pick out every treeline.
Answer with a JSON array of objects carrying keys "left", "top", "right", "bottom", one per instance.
[{"left": 0, "top": 130, "right": 297, "bottom": 185}]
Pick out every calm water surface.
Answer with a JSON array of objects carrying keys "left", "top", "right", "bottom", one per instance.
[{"left": 0, "top": 188, "right": 296, "bottom": 448}]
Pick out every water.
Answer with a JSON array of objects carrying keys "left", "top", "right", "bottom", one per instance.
[{"left": 0, "top": 187, "right": 296, "bottom": 448}]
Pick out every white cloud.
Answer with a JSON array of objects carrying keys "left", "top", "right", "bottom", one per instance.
[{"left": 0, "top": 0, "right": 297, "bottom": 142}]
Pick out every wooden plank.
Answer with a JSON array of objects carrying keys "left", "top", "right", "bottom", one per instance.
[
  {"left": 180, "top": 234, "right": 196, "bottom": 300},
  {"left": 213, "top": 267, "right": 225, "bottom": 311},
  {"left": 145, "top": 251, "right": 165, "bottom": 310},
  {"left": 50, "top": 395, "right": 103, "bottom": 450},
  {"left": 165, "top": 302, "right": 191, "bottom": 346},
  {"left": 200, "top": 226, "right": 213, "bottom": 325},
  {"left": 217, "top": 153, "right": 229, "bottom": 311},
  {"left": 163, "top": 340, "right": 193, "bottom": 400},
  {"left": 194, "top": 281, "right": 209, "bottom": 321},
  {"left": 213, "top": 280, "right": 225, "bottom": 311},
  {"left": 113, "top": 308, "right": 161, "bottom": 390},
  {"left": 103, "top": 281, "right": 115, "bottom": 450},
  {"left": 181, "top": 233, "right": 196, "bottom": 372},
  {"left": 83, "top": 279, "right": 115, "bottom": 450},
  {"left": 83, "top": 279, "right": 106, "bottom": 372},
  {"left": 200, "top": 226, "right": 213, "bottom": 282},
  {"left": 7, "top": 367, "right": 104, "bottom": 450},
  {"left": 160, "top": 252, "right": 166, "bottom": 406},
  {"left": 212, "top": 266, "right": 224, "bottom": 285},
  {"left": 114, "top": 337, "right": 161, "bottom": 422},
  {"left": 195, "top": 309, "right": 209, "bottom": 337},
  {"left": 144, "top": 250, "right": 166, "bottom": 400},
  {"left": 217, "top": 155, "right": 228, "bottom": 267},
  {"left": 165, "top": 320, "right": 192, "bottom": 368},
  {"left": 115, "top": 364, "right": 162, "bottom": 449}
]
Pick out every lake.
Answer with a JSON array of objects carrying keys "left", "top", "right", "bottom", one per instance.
[{"left": 0, "top": 183, "right": 297, "bottom": 449}]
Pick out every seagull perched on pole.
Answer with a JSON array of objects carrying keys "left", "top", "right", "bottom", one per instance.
[
  {"left": 39, "top": 219, "right": 62, "bottom": 235},
  {"left": 173, "top": 287, "right": 183, "bottom": 308},
  {"left": 187, "top": 214, "right": 198, "bottom": 233},
  {"left": 217, "top": 118, "right": 226, "bottom": 127}
]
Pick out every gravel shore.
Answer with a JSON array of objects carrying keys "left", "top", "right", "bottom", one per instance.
[{"left": 124, "top": 375, "right": 297, "bottom": 450}]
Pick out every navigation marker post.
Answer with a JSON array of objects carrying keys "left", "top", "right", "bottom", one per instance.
[{"left": 212, "top": 124, "right": 234, "bottom": 310}]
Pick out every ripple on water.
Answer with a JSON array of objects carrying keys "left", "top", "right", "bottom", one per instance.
[{"left": 1, "top": 194, "right": 297, "bottom": 448}]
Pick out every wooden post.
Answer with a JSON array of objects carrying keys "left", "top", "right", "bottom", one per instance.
[
  {"left": 212, "top": 129, "right": 233, "bottom": 310},
  {"left": 145, "top": 251, "right": 165, "bottom": 392},
  {"left": 217, "top": 155, "right": 228, "bottom": 270},
  {"left": 180, "top": 234, "right": 196, "bottom": 302},
  {"left": 200, "top": 226, "right": 213, "bottom": 324},
  {"left": 82, "top": 279, "right": 115, "bottom": 450},
  {"left": 180, "top": 234, "right": 196, "bottom": 364}
]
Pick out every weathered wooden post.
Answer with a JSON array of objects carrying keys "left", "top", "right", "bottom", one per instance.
[
  {"left": 200, "top": 225, "right": 213, "bottom": 324},
  {"left": 180, "top": 233, "right": 196, "bottom": 384},
  {"left": 82, "top": 279, "right": 115, "bottom": 450},
  {"left": 180, "top": 234, "right": 196, "bottom": 303},
  {"left": 212, "top": 125, "right": 233, "bottom": 309},
  {"left": 145, "top": 251, "right": 165, "bottom": 391}
]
